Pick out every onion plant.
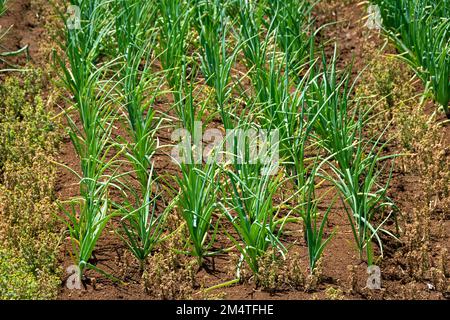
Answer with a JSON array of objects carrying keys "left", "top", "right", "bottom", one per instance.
[
  {"left": 194, "top": 0, "right": 240, "bottom": 129},
  {"left": 237, "top": 22, "right": 320, "bottom": 189},
  {"left": 235, "top": 2, "right": 332, "bottom": 273},
  {"left": 266, "top": 0, "right": 315, "bottom": 76},
  {"left": 221, "top": 156, "right": 285, "bottom": 278},
  {"left": 325, "top": 126, "right": 397, "bottom": 266},
  {"left": 307, "top": 49, "right": 397, "bottom": 265},
  {"left": 236, "top": 0, "right": 316, "bottom": 170},
  {"left": 251, "top": 52, "right": 333, "bottom": 272},
  {"left": 236, "top": 0, "right": 274, "bottom": 99},
  {"left": 158, "top": 0, "right": 191, "bottom": 90},
  {"left": 173, "top": 140, "right": 220, "bottom": 267},
  {"left": 236, "top": 0, "right": 269, "bottom": 71},
  {"left": 168, "top": 58, "right": 221, "bottom": 266},
  {"left": 65, "top": 0, "right": 114, "bottom": 57},
  {"left": 175, "top": 161, "right": 220, "bottom": 267},
  {"left": 57, "top": 0, "right": 118, "bottom": 278},
  {"left": 299, "top": 164, "right": 335, "bottom": 273},
  {"left": 172, "top": 62, "right": 207, "bottom": 137},
  {"left": 252, "top": 51, "right": 335, "bottom": 272},
  {"left": 113, "top": 0, "right": 166, "bottom": 270},
  {"left": 372, "top": 0, "right": 450, "bottom": 118},
  {"left": 255, "top": 51, "right": 318, "bottom": 182},
  {"left": 58, "top": 56, "right": 118, "bottom": 279},
  {"left": 218, "top": 108, "right": 285, "bottom": 277}
]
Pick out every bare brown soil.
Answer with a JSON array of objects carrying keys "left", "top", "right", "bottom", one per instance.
[{"left": 1, "top": 0, "right": 448, "bottom": 300}]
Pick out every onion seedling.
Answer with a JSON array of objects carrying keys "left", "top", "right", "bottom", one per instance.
[
  {"left": 158, "top": 0, "right": 191, "bottom": 90},
  {"left": 194, "top": 0, "right": 241, "bottom": 129},
  {"left": 113, "top": 0, "right": 166, "bottom": 269},
  {"left": 298, "top": 164, "right": 335, "bottom": 273},
  {"left": 266, "top": 0, "right": 315, "bottom": 76},
  {"left": 59, "top": 56, "right": 119, "bottom": 278},
  {"left": 174, "top": 161, "right": 221, "bottom": 267},
  {"left": 57, "top": 0, "right": 119, "bottom": 278},
  {"left": 221, "top": 159, "right": 286, "bottom": 277},
  {"left": 219, "top": 112, "right": 285, "bottom": 277},
  {"left": 308, "top": 48, "right": 397, "bottom": 264},
  {"left": 168, "top": 55, "right": 220, "bottom": 266},
  {"left": 236, "top": 0, "right": 271, "bottom": 71}
]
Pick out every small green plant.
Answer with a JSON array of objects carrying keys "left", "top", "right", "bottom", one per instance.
[
  {"left": 250, "top": 49, "right": 319, "bottom": 187},
  {"left": 308, "top": 49, "right": 397, "bottom": 265},
  {"left": 112, "top": 0, "right": 166, "bottom": 270},
  {"left": 219, "top": 118, "right": 286, "bottom": 278},
  {"left": 194, "top": 0, "right": 240, "bottom": 129},
  {"left": 168, "top": 56, "right": 221, "bottom": 266},
  {"left": 236, "top": 0, "right": 269, "bottom": 71},
  {"left": 175, "top": 161, "right": 220, "bottom": 266},
  {"left": 57, "top": 0, "right": 118, "bottom": 278},
  {"left": 0, "top": 0, "right": 7, "bottom": 16},
  {"left": 266, "top": 0, "right": 315, "bottom": 76},
  {"left": 324, "top": 125, "right": 397, "bottom": 265},
  {"left": 222, "top": 161, "right": 285, "bottom": 278},
  {"left": 59, "top": 76, "right": 117, "bottom": 277},
  {"left": 158, "top": 0, "right": 191, "bottom": 90},
  {"left": 298, "top": 166, "right": 335, "bottom": 273}
]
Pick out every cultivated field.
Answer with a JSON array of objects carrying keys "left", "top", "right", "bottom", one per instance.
[{"left": 0, "top": 0, "right": 449, "bottom": 300}]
